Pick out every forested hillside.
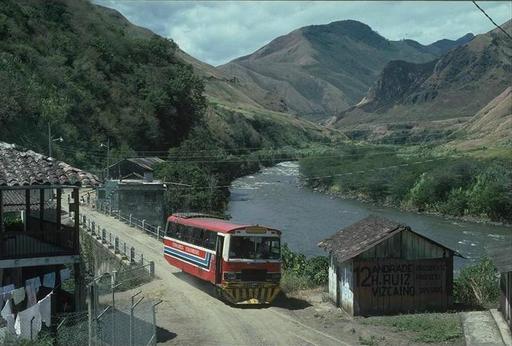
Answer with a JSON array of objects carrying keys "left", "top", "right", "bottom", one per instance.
[{"left": 0, "top": 0, "right": 205, "bottom": 168}]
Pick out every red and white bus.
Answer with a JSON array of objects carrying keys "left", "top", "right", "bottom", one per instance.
[{"left": 163, "top": 213, "right": 281, "bottom": 304}]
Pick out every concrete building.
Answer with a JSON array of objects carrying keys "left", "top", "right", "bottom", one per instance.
[
  {"left": 319, "top": 216, "right": 461, "bottom": 316},
  {"left": 97, "top": 179, "right": 166, "bottom": 228},
  {"left": 487, "top": 242, "right": 512, "bottom": 331},
  {"left": 0, "top": 141, "right": 98, "bottom": 311}
]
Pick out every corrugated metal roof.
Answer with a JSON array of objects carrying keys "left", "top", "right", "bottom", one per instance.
[
  {"left": 126, "top": 157, "right": 165, "bottom": 171},
  {"left": 486, "top": 243, "right": 512, "bottom": 273},
  {"left": 318, "top": 215, "right": 461, "bottom": 262},
  {"left": 0, "top": 142, "right": 99, "bottom": 187}
]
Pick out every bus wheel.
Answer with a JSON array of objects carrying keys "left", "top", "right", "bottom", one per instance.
[{"left": 215, "top": 287, "right": 223, "bottom": 299}]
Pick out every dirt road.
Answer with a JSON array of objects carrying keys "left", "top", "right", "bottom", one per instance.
[{"left": 81, "top": 207, "right": 350, "bottom": 346}]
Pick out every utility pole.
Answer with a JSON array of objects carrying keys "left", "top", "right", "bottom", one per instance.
[
  {"left": 101, "top": 138, "right": 110, "bottom": 179},
  {"left": 48, "top": 122, "right": 63, "bottom": 157},
  {"left": 48, "top": 123, "right": 52, "bottom": 157}
]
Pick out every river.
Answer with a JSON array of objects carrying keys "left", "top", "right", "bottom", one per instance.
[{"left": 228, "top": 162, "right": 512, "bottom": 270}]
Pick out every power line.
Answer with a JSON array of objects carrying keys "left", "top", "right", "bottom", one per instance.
[
  {"left": 472, "top": 0, "right": 512, "bottom": 41},
  {"left": 167, "top": 157, "right": 450, "bottom": 191}
]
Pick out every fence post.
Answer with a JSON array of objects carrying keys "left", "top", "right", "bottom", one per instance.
[
  {"left": 130, "top": 247, "right": 135, "bottom": 263},
  {"left": 130, "top": 292, "right": 143, "bottom": 346},
  {"left": 157, "top": 226, "right": 161, "bottom": 239},
  {"left": 142, "top": 219, "right": 145, "bottom": 232},
  {"left": 151, "top": 301, "right": 162, "bottom": 346},
  {"left": 124, "top": 243, "right": 127, "bottom": 257},
  {"left": 149, "top": 261, "right": 155, "bottom": 278},
  {"left": 140, "top": 253, "right": 144, "bottom": 264},
  {"left": 102, "top": 229, "right": 106, "bottom": 243},
  {"left": 129, "top": 214, "right": 132, "bottom": 227},
  {"left": 87, "top": 284, "right": 94, "bottom": 346},
  {"left": 109, "top": 205, "right": 112, "bottom": 216},
  {"left": 115, "top": 237, "right": 119, "bottom": 253},
  {"left": 111, "top": 271, "right": 117, "bottom": 346}
]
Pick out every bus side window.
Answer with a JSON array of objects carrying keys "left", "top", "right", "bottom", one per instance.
[
  {"left": 175, "top": 224, "right": 184, "bottom": 241},
  {"left": 166, "top": 222, "right": 177, "bottom": 238},
  {"left": 203, "top": 230, "right": 217, "bottom": 250}
]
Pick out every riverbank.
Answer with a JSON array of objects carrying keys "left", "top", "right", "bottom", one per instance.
[
  {"left": 299, "top": 147, "right": 512, "bottom": 225},
  {"left": 308, "top": 184, "right": 512, "bottom": 228}
]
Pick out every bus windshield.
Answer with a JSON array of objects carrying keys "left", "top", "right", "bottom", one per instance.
[{"left": 229, "top": 236, "right": 280, "bottom": 260}]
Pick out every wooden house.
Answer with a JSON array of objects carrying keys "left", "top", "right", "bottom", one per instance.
[
  {"left": 107, "top": 157, "right": 164, "bottom": 180},
  {"left": 0, "top": 142, "right": 98, "bottom": 310},
  {"left": 487, "top": 242, "right": 512, "bottom": 330},
  {"left": 318, "top": 215, "right": 461, "bottom": 316}
]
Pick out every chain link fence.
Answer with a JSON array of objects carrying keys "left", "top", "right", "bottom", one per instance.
[{"left": 53, "top": 269, "right": 161, "bottom": 346}]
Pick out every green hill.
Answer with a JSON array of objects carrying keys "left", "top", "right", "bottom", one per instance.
[{"left": 0, "top": 0, "right": 336, "bottom": 172}]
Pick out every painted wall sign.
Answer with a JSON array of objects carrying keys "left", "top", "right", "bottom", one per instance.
[{"left": 353, "top": 258, "right": 448, "bottom": 315}]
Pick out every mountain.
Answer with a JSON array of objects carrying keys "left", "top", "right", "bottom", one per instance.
[
  {"left": 217, "top": 20, "right": 471, "bottom": 120},
  {"left": 425, "top": 33, "right": 475, "bottom": 55},
  {"left": 0, "top": 0, "right": 336, "bottom": 170},
  {"left": 332, "top": 21, "right": 512, "bottom": 128},
  {"left": 450, "top": 87, "right": 512, "bottom": 149}
]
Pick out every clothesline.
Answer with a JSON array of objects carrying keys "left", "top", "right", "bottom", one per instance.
[{"left": 0, "top": 267, "right": 72, "bottom": 341}]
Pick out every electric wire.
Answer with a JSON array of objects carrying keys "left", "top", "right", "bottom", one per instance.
[{"left": 472, "top": 0, "right": 512, "bottom": 40}]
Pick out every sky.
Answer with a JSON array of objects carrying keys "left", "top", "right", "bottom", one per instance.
[{"left": 95, "top": 1, "right": 511, "bottom": 66}]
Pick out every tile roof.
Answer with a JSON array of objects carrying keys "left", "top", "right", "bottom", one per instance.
[
  {"left": 125, "top": 157, "right": 165, "bottom": 171},
  {"left": 318, "top": 215, "right": 460, "bottom": 262},
  {"left": 0, "top": 142, "right": 99, "bottom": 187}
]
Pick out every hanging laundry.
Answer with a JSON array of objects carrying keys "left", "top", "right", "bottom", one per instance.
[
  {"left": 12, "top": 287, "right": 25, "bottom": 305},
  {"left": 25, "top": 284, "right": 37, "bottom": 308},
  {"left": 38, "top": 293, "right": 52, "bottom": 328},
  {"left": 42, "top": 272, "right": 56, "bottom": 289},
  {"left": 14, "top": 303, "right": 42, "bottom": 340},
  {"left": 25, "top": 277, "right": 41, "bottom": 293},
  {"left": 0, "top": 284, "right": 15, "bottom": 310},
  {"left": 60, "top": 268, "right": 71, "bottom": 282},
  {"left": 0, "top": 299, "right": 16, "bottom": 335}
]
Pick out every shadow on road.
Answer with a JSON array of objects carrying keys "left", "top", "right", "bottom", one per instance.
[
  {"left": 96, "top": 307, "right": 177, "bottom": 345},
  {"left": 272, "top": 292, "right": 312, "bottom": 310},
  {"left": 173, "top": 271, "right": 312, "bottom": 311}
]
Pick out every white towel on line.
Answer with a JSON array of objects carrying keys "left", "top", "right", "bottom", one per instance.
[
  {"left": 25, "top": 284, "right": 37, "bottom": 308},
  {"left": 14, "top": 303, "right": 42, "bottom": 340},
  {"left": 12, "top": 287, "right": 25, "bottom": 305},
  {"left": 60, "top": 268, "right": 71, "bottom": 282},
  {"left": 0, "top": 299, "right": 16, "bottom": 335},
  {"left": 38, "top": 292, "right": 52, "bottom": 327},
  {"left": 43, "top": 272, "right": 56, "bottom": 289},
  {"left": 25, "top": 277, "right": 41, "bottom": 293}
]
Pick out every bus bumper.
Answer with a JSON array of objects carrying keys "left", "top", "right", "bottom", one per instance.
[{"left": 220, "top": 282, "right": 280, "bottom": 305}]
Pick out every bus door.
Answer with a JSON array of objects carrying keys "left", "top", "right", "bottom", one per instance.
[{"left": 215, "top": 235, "right": 224, "bottom": 284}]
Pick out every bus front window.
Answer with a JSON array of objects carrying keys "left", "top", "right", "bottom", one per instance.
[{"left": 229, "top": 236, "right": 280, "bottom": 260}]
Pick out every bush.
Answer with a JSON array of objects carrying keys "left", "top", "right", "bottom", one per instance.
[
  {"left": 280, "top": 244, "right": 328, "bottom": 292},
  {"left": 454, "top": 257, "right": 500, "bottom": 307}
]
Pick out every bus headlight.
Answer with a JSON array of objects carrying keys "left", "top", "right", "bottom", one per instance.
[{"left": 224, "top": 272, "right": 237, "bottom": 281}]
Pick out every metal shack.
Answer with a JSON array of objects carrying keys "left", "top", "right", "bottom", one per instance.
[
  {"left": 487, "top": 242, "right": 512, "bottom": 330},
  {"left": 318, "top": 215, "right": 461, "bottom": 316}
]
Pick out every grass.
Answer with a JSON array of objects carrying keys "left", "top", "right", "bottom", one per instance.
[
  {"left": 280, "top": 271, "right": 315, "bottom": 293},
  {"left": 364, "top": 313, "right": 463, "bottom": 343}
]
